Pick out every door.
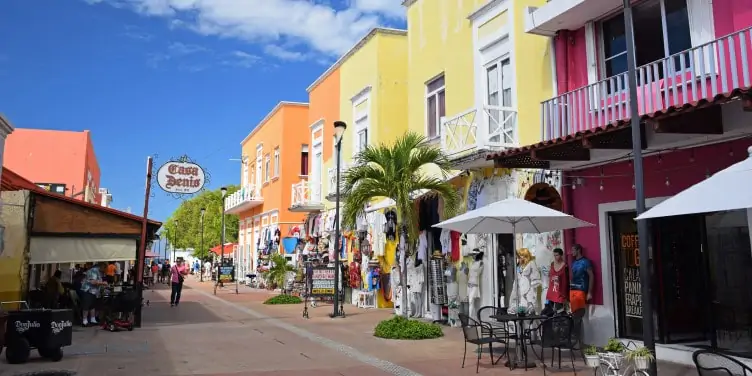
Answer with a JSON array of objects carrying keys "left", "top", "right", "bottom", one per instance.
[
  {"left": 255, "top": 150, "right": 263, "bottom": 190},
  {"left": 610, "top": 212, "right": 645, "bottom": 339},
  {"left": 653, "top": 214, "right": 708, "bottom": 343},
  {"left": 704, "top": 210, "right": 752, "bottom": 355}
]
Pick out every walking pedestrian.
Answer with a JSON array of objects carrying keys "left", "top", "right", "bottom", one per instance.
[{"left": 170, "top": 259, "right": 188, "bottom": 307}]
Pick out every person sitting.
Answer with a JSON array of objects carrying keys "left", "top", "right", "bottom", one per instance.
[{"left": 45, "top": 270, "right": 65, "bottom": 308}]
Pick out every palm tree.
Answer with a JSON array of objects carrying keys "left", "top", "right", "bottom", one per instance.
[
  {"left": 264, "top": 254, "right": 295, "bottom": 292},
  {"left": 341, "top": 132, "right": 460, "bottom": 317}
]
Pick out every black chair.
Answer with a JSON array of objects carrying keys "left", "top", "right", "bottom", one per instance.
[
  {"left": 570, "top": 309, "right": 586, "bottom": 360},
  {"left": 535, "top": 315, "right": 577, "bottom": 376},
  {"left": 478, "top": 306, "right": 514, "bottom": 341},
  {"left": 693, "top": 349, "right": 752, "bottom": 376},
  {"left": 459, "top": 313, "right": 506, "bottom": 373}
]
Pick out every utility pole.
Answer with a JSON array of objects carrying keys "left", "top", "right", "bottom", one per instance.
[
  {"left": 135, "top": 156, "right": 153, "bottom": 327},
  {"left": 623, "top": 1, "right": 656, "bottom": 375}
]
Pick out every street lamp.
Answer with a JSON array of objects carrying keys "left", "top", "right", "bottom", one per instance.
[
  {"left": 200, "top": 207, "right": 206, "bottom": 282},
  {"left": 331, "top": 120, "right": 347, "bottom": 318},
  {"left": 215, "top": 187, "right": 228, "bottom": 295},
  {"left": 173, "top": 219, "right": 179, "bottom": 264}
]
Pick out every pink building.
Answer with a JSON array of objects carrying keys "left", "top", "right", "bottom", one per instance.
[{"left": 491, "top": 0, "right": 752, "bottom": 365}]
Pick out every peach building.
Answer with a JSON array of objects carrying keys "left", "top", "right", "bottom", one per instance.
[
  {"left": 224, "top": 102, "right": 310, "bottom": 277},
  {"left": 4, "top": 128, "right": 102, "bottom": 204}
]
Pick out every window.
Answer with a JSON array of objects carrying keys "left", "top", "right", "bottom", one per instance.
[
  {"left": 301, "top": 144, "right": 309, "bottom": 176},
  {"left": 486, "top": 58, "right": 514, "bottom": 144},
  {"left": 356, "top": 128, "right": 368, "bottom": 154},
  {"left": 264, "top": 155, "right": 270, "bottom": 182},
  {"left": 273, "top": 148, "right": 280, "bottom": 177},
  {"left": 426, "top": 75, "right": 446, "bottom": 139},
  {"left": 601, "top": 0, "right": 691, "bottom": 83}
]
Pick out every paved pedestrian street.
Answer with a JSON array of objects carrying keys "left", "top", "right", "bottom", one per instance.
[{"left": 0, "top": 278, "right": 696, "bottom": 376}]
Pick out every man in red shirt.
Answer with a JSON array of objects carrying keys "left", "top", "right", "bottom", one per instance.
[{"left": 170, "top": 259, "right": 189, "bottom": 307}]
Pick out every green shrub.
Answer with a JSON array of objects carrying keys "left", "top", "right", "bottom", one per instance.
[
  {"left": 373, "top": 316, "right": 444, "bottom": 340},
  {"left": 263, "top": 294, "right": 302, "bottom": 305}
]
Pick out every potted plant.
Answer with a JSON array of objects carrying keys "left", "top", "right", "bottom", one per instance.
[
  {"left": 604, "top": 338, "right": 625, "bottom": 353},
  {"left": 626, "top": 346, "right": 654, "bottom": 371},
  {"left": 584, "top": 345, "right": 600, "bottom": 368},
  {"left": 516, "top": 306, "right": 527, "bottom": 317}
]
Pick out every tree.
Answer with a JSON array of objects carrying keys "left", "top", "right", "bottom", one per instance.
[
  {"left": 163, "top": 186, "right": 240, "bottom": 260},
  {"left": 263, "top": 253, "right": 295, "bottom": 292},
  {"left": 341, "top": 132, "right": 459, "bottom": 317}
]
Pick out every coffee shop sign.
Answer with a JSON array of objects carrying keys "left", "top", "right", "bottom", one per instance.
[{"left": 156, "top": 161, "right": 206, "bottom": 194}]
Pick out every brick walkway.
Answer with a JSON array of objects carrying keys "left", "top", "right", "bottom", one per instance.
[{"left": 0, "top": 276, "right": 696, "bottom": 376}]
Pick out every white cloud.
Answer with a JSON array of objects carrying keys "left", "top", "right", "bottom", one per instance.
[
  {"left": 168, "top": 42, "right": 208, "bottom": 55},
  {"left": 263, "top": 45, "right": 307, "bottom": 62},
  {"left": 85, "top": 0, "right": 404, "bottom": 59},
  {"left": 222, "top": 50, "right": 261, "bottom": 68}
]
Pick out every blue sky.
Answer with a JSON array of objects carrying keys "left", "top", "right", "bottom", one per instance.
[{"left": 0, "top": 0, "right": 405, "bottom": 225}]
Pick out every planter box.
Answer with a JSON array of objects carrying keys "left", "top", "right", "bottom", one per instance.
[{"left": 585, "top": 355, "right": 600, "bottom": 368}]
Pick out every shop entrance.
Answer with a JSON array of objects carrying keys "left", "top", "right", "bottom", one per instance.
[
  {"left": 610, "top": 209, "right": 752, "bottom": 355},
  {"left": 609, "top": 211, "right": 708, "bottom": 343}
]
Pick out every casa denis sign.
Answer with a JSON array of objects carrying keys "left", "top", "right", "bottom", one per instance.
[{"left": 156, "top": 161, "right": 206, "bottom": 194}]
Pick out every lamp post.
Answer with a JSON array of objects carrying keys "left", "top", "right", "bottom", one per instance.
[
  {"left": 215, "top": 187, "right": 228, "bottom": 295},
  {"left": 331, "top": 120, "right": 347, "bottom": 318},
  {"left": 200, "top": 207, "right": 206, "bottom": 282},
  {"left": 173, "top": 219, "right": 179, "bottom": 264},
  {"left": 622, "top": 0, "right": 656, "bottom": 374}
]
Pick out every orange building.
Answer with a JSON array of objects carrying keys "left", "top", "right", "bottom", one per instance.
[
  {"left": 225, "top": 102, "right": 310, "bottom": 275},
  {"left": 4, "top": 128, "right": 101, "bottom": 204}
]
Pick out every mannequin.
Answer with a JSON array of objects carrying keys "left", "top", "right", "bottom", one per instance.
[
  {"left": 391, "top": 264, "right": 403, "bottom": 316},
  {"left": 407, "top": 257, "right": 425, "bottom": 317},
  {"left": 467, "top": 251, "right": 483, "bottom": 320},
  {"left": 508, "top": 248, "right": 542, "bottom": 314},
  {"left": 445, "top": 255, "right": 460, "bottom": 327}
]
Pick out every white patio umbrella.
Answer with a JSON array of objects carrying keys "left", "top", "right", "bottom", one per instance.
[
  {"left": 433, "top": 197, "right": 594, "bottom": 234},
  {"left": 433, "top": 197, "right": 594, "bottom": 313},
  {"left": 635, "top": 145, "right": 752, "bottom": 220}
]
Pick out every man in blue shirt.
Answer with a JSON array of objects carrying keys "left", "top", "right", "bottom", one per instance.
[{"left": 569, "top": 244, "right": 594, "bottom": 312}]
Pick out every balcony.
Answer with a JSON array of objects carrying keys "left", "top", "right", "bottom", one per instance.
[
  {"left": 524, "top": 0, "right": 620, "bottom": 36},
  {"left": 225, "top": 184, "right": 263, "bottom": 214},
  {"left": 541, "top": 27, "right": 752, "bottom": 141},
  {"left": 441, "top": 105, "right": 518, "bottom": 168},
  {"left": 289, "top": 180, "right": 325, "bottom": 212},
  {"left": 326, "top": 161, "right": 353, "bottom": 200}
]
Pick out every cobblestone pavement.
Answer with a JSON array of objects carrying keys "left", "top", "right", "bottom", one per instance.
[{"left": 0, "top": 276, "right": 696, "bottom": 376}]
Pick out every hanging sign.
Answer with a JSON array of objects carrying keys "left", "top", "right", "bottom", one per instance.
[
  {"left": 620, "top": 233, "right": 642, "bottom": 318},
  {"left": 310, "top": 266, "right": 335, "bottom": 297},
  {"left": 156, "top": 160, "right": 206, "bottom": 194}
]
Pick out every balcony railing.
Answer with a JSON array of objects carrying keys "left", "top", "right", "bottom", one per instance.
[
  {"left": 225, "top": 184, "right": 263, "bottom": 214},
  {"left": 542, "top": 26, "right": 752, "bottom": 141},
  {"left": 441, "top": 105, "right": 518, "bottom": 158},
  {"left": 326, "top": 161, "right": 353, "bottom": 198},
  {"left": 289, "top": 180, "right": 324, "bottom": 212}
]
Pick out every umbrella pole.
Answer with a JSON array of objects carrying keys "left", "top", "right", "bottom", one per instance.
[{"left": 514, "top": 223, "right": 521, "bottom": 313}]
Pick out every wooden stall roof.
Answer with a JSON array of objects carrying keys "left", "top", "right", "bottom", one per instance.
[{"left": 1, "top": 167, "right": 162, "bottom": 234}]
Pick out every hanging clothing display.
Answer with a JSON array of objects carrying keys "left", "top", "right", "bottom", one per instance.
[
  {"left": 349, "top": 261, "right": 362, "bottom": 288},
  {"left": 369, "top": 212, "right": 387, "bottom": 257},
  {"left": 450, "top": 231, "right": 461, "bottom": 261},
  {"left": 417, "top": 231, "right": 428, "bottom": 263},
  {"left": 429, "top": 258, "right": 447, "bottom": 305},
  {"left": 440, "top": 229, "right": 451, "bottom": 255},
  {"left": 384, "top": 209, "right": 397, "bottom": 241}
]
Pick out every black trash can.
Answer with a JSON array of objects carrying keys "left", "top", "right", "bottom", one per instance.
[{"left": 5, "top": 308, "right": 73, "bottom": 364}]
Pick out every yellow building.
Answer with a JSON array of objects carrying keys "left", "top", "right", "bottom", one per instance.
[
  {"left": 317, "top": 28, "right": 409, "bottom": 205},
  {"left": 404, "top": 0, "right": 554, "bottom": 169},
  {"left": 403, "top": 0, "right": 556, "bottom": 312}
]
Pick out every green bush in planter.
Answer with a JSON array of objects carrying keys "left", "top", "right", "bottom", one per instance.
[
  {"left": 373, "top": 316, "right": 444, "bottom": 340},
  {"left": 263, "top": 294, "right": 302, "bottom": 305}
]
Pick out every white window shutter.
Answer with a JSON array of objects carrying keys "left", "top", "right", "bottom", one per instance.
[
  {"left": 585, "top": 22, "right": 598, "bottom": 84},
  {"left": 686, "top": 0, "right": 717, "bottom": 75}
]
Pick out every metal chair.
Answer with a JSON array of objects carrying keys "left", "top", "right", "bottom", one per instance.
[
  {"left": 478, "top": 306, "right": 514, "bottom": 341},
  {"left": 536, "top": 315, "right": 577, "bottom": 376},
  {"left": 693, "top": 349, "right": 752, "bottom": 376},
  {"left": 459, "top": 313, "right": 506, "bottom": 373}
]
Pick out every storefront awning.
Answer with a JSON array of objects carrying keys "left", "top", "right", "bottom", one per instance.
[{"left": 29, "top": 237, "right": 138, "bottom": 264}]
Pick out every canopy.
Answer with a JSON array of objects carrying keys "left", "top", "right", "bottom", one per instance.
[
  {"left": 29, "top": 237, "right": 138, "bottom": 264},
  {"left": 433, "top": 197, "right": 593, "bottom": 234},
  {"left": 636, "top": 146, "right": 752, "bottom": 220},
  {"left": 145, "top": 250, "right": 159, "bottom": 258}
]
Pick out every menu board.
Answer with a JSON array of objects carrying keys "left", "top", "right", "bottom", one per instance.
[
  {"left": 219, "top": 265, "right": 234, "bottom": 282},
  {"left": 621, "top": 233, "right": 642, "bottom": 318},
  {"left": 310, "top": 266, "right": 335, "bottom": 297}
]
